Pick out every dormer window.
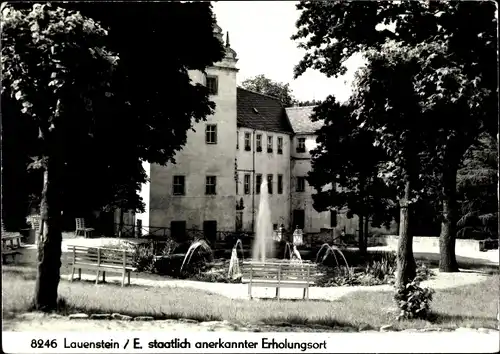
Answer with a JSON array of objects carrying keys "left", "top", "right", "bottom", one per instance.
[
  {"left": 206, "top": 76, "right": 218, "bottom": 95},
  {"left": 253, "top": 108, "right": 259, "bottom": 114}
]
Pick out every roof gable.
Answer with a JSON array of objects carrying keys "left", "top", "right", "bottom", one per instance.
[
  {"left": 285, "top": 106, "right": 324, "bottom": 134},
  {"left": 237, "top": 88, "right": 293, "bottom": 134}
]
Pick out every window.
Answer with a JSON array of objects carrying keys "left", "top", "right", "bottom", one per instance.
[
  {"left": 267, "top": 135, "right": 273, "bottom": 153},
  {"left": 277, "top": 136, "right": 283, "bottom": 154},
  {"left": 296, "top": 177, "right": 306, "bottom": 192},
  {"left": 330, "top": 210, "right": 338, "bottom": 228},
  {"left": 244, "top": 132, "right": 251, "bottom": 151},
  {"left": 173, "top": 176, "right": 185, "bottom": 195},
  {"left": 296, "top": 137, "right": 306, "bottom": 153},
  {"left": 273, "top": 224, "right": 278, "bottom": 231},
  {"left": 205, "top": 176, "right": 217, "bottom": 195},
  {"left": 236, "top": 131, "right": 239, "bottom": 150},
  {"left": 206, "top": 76, "right": 218, "bottom": 95},
  {"left": 244, "top": 174, "right": 250, "bottom": 195},
  {"left": 256, "top": 134, "right": 262, "bottom": 152},
  {"left": 267, "top": 174, "right": 273, "bottom": 194},
  {"left": 206, "top": 124, "right": 217, "bottom": 144},
  {"left": 256, "top": 174, "right": 262, "bottom": 194},
  {"left": 277, "top": 174, "right": 283, "bottom": 194},
  {"left": 235, "top": 173, "right": 239, "bottom": 195}
]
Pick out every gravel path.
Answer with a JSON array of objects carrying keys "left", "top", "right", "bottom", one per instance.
[{"left": 17, "top": 237, "right": 496, "bottom": 302}]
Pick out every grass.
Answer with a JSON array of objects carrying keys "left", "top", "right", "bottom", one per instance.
[{"left": 2, "top": 265, "right": 498, "bottom": 331}]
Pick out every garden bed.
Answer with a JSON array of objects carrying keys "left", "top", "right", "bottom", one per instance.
[{"left": 102, "top": 240, "right": 436, "bottom": 286}]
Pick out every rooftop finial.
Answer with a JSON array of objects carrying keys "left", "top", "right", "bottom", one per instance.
[{"left": 226, "top": 31, "right": 230, "bottom": 48}]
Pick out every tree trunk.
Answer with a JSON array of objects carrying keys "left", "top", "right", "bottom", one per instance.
[
  {"left": 33, "top": 157, "right": 63, "bottom": 312},
  {"left": 439, "top": 165, "right": 460, "bottom": 272},
  {"left": 358, "top": 214, "right": 366, "bottom": 254},
  {"left": 118, "top": 208, "right": 124, "bottom": 238},
  {"left": 364, "top": 216, "right": 369, "bottom": 247},
  {"left": 395, "top": 179, "right": 416, "bottom": 288}
]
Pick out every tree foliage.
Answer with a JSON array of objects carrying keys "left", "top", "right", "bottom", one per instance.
[
  {"left": 2, "top": 2, "right": 226, "bottom": 224},
  {"left": 241, "top": 74, "right": 295, "bottom": 107},
  {"left": 1, "top": 2, "right": 224, "bottom": 311},
  {"left": 293, "top": 0, "right": 497, "bottom": 275},
  {"left": 306, "top": 96, "right": 397, "bottom": 252},
  {"left": 456, "top": 134, "right": 498, "bottom": 238},
  {"left": 293, "top": 99, "right": 324, "bottom": 107}
]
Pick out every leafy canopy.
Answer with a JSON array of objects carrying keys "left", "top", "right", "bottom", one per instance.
[
  {"left": 2, "top": 2, "right": 225, "bottom": 215},
  {"left": 241, "top": 74, "right": 295, "bottom": 107}
]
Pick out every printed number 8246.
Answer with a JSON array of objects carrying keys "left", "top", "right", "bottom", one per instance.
[{"left": 31, "top": 339, "right": 58, "bottom": 349}]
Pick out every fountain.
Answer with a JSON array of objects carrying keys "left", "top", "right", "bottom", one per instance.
[
  {"left": 284, "top": 242, "right": 303, "bottom": 264},
  {"left": 252, "top": 180, "right": 275, "bottom": 262},
  {"left": 228, "top": 239, "right": 244, "bottom": 279},
  {"left": 315, "top": 243, "right": 350, "bottom": 271},
  {"left": 179, "top": 239, "right": 213, "bottom": 273}
]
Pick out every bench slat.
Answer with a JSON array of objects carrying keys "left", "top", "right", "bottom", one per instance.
[
  {"left": 72, "top": 262, "right": 136, "bottom": 271},
  {"left": 73, "top": 254, "right": 134, "bottom": 263}
]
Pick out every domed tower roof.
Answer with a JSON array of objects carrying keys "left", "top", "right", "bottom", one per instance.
[{"left": 225, "top": 31, "right": 237, "bottom": 60}]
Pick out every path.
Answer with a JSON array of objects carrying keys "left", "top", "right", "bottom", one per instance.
[{"left": 14, "top": 236, "right": 498, "bottom": 301}]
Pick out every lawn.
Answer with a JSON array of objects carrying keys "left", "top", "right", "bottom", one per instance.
[{"left": 2, "top": 265, "right": 498, "bottom": 331}]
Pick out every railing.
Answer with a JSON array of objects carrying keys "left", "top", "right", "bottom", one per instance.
[{"left": 113, "top": 223, "right": 254, "bottom": 244}]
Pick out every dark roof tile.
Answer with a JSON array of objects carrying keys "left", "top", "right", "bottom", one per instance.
[{"left": 237, "top": 88, "right": 294, "bottom": 134}]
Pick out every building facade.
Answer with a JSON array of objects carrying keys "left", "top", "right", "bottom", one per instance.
[{"left": 133, "top": 24, "right": 357, "bottom": 240}]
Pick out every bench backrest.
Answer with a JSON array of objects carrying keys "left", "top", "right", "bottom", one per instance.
[
  {"left": 75, "top": 218, "right": 86, "bottom": 230},
  {"left": 70, "top": 245, "right": 135, "bottom": 269},
  {"left": 242, "top": 261, "right": 317, "bottom": 282}
]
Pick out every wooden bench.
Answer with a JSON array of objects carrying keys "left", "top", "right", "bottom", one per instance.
[
  {"left": 69, "top": 245, "right": 136, "bottom": 287},
  {"left": 1, "top": 235, "right": 23, "bottom": 264},
  {"left": 2, "top": 245, "right": 21, "bottom": 264},
  {"left": 242, "top": 260, "right": 317, "bottom": 300},
  {"left": 2, "top": 235, "right": 22, "bottom": 249}
]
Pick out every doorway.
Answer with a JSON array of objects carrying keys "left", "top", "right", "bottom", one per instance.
[
  {"left": 292, "top": 209, "right": 305, "bottom": 230},
  {"left": 203, "top": 220, "right": 217, "bottom": 244}
]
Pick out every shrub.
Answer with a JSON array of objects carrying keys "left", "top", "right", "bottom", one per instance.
[
  {"left": 365, "top": 256, "right": 396, "bottom": 281},
  {"left": 394, "top": 280, "right": 435, "bottom": 321},
  {"left": 100, "top": 241, "right": 155, "bottom": 272},
  {"left": 132, "top": 244, "right": 156, "bottom": 272},
  {"left": 415, "top": 262, "right": 435, "bottom": 282}
]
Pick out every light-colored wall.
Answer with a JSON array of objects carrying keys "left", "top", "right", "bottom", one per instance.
[
  {"left": 148, "top": 64, "right": 238, "bottom": 232},
  {"left": 236, "top": 127, "right": 291, "bottom": 232},
  {"left": 290, "top": 158, "right": 331, "bottom": 233},
  {"left": 290, "top": 133, "right": 328, "bottom": 232}
]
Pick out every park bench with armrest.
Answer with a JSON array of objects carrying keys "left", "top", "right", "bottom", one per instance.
[
  {"left": 2, "top": 234, "right": 23, "bottom": 249},
  {"left": 1, "top": 234, "right": 23, "bottom": 264},
  {"left": 241, "top": 261, "right": 317, "bottom": 300},
  {"left": 69, "top": 245, "right": 136, "bottom": 287},
  {"left": 2, "top": 244, "right": 21, "bottom": 264}
]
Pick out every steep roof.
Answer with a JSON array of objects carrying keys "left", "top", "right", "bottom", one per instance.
[
  {"left": 237, "top": 88, "right": 294, "bottom": 134},
  {"left": 285, "top": 106, "right": 324, "bottom": 134}
]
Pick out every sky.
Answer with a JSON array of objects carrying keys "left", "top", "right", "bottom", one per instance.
[{"left": 212, "top": 1, "right": 365, "bottom": 103}]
